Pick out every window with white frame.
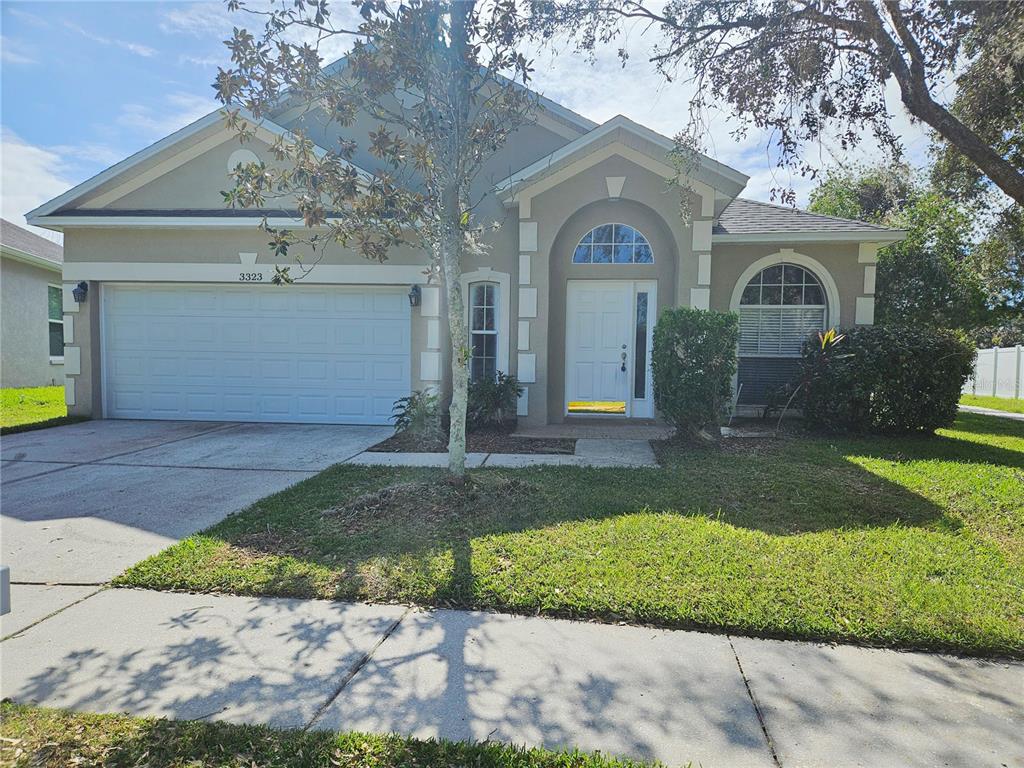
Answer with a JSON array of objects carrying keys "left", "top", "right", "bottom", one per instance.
[
  {"left": 572, "top": 224, "right": 654, "bottom": 264},
  {"left": 469, "top": 282, "right": 498, "bottom": 381},
  {"left": 738, "top": 264, "right": 826, "bottom": 356},
  {"left": 47, "top": 285, "right": 64, "bottom": 360}
]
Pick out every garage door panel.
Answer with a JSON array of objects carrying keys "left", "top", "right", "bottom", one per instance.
[{"left": 103, "top": 284, "right": 411, "bottom": 425}]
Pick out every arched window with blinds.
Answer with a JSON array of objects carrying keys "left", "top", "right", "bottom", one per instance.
[
  {"left": 738, "top": 263, "right": 827, "bottom": 357},
  {"left": 735, "top": 263, "right": 828, "bottom": 405}
]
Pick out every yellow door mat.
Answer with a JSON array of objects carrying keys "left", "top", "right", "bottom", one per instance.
[{"left": 567, "top": 401, "right": 626, "bottom": 414}]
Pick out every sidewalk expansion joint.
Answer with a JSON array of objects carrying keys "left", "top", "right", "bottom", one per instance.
[
  {"left": 3, "top": 423, "right": 241, "bottom": 486},
  {"left": 1, "top": 586, "right": 105, "bottom": 642},
  {"left": 303, "top": 605, "right": 412, "bottom": 731},
  {"left": 728, "top": 635, "right": 782, "bottom": 768}
]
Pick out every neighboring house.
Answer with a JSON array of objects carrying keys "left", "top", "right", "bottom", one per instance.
[
  {"left": 1, "top": 219, "right": 65, "bottom": 388},
  {"left": 27, "top": 67, "right": 903, "bottom": 426}
]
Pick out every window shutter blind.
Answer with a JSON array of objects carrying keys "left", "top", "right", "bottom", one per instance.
[{"left": 739, "top": 306, "right": 825, "bottom": 356}]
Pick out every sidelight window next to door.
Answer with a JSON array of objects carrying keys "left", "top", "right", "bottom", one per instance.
[{"left": 565, "top": 281, "right": 656, "bottom": 417}]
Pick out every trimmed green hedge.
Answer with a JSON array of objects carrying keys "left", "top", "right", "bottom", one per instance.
[
  {"left": 801, "top": 325, "right": 974, "bottom": 434},
  {"left": 652, "top": 308, "right": 739, "bottom": 435}
]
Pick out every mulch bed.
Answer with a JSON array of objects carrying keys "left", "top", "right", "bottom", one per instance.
[{"left": 368, "top": 427, "right": 576, "bottom": 454}]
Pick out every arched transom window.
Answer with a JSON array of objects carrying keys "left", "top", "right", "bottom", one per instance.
[
  {"left": 573, "top": 224, "right": 653, "bottom": 264},
  {"left": 738, "top": 263, "right": 827, "bottom": 356}
]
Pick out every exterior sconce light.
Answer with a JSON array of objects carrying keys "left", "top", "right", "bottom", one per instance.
[
  {"left": 72, "top": 281, "right": 89, "bottom": 303},
  {"left": 408, "top": 284, "right": 422, "bottom": 307}
]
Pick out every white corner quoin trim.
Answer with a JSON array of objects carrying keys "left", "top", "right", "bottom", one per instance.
[{"left": 729, "top": 250, "right": 842, "bottom": 328}]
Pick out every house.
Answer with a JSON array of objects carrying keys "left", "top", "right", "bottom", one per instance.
[
  {"left": 1, "top": 219, "right": 65, "bottom": 388},
  {"left": 26, "top": 72, "right": 903, "bottom": 426}
]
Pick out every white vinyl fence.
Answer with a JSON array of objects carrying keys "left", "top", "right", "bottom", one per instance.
[{"left": 963, "top": 346, "right": 1024, "bottom": 399}]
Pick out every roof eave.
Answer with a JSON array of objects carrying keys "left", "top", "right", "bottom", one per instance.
[
  {"left": 495, "top": 115, "right": 749, "bottom": 202},
  {"left": 1, "top": 244, "right": 63, "bottom": 272},
  {"left": 712, "top": 230, "right": 907, "bottom": 244}
]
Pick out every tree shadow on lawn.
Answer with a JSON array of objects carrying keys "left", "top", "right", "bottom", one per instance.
[
  {"left": 126, "top": 415, "right": 1023, "bottom": 655},
  {"left": 203, "top": 417, "right": 1024, "bottom": 581}
]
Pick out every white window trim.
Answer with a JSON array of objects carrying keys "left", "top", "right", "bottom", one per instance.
[
  {"left": 460, "top": 268, "right": 511, "bottom": 376},
  {"left": 572, "top": 222, "right": 655, "bottom": 265},
  {"left": 47, "top": 284, "right": 64, "bottom": 363},
  {"left": 468, "top": 282, "right": 500, "bottom": 380},
  {"left": 730, "top": 251, "right": 841, "bottom": 327},
  {"left": 732, "top": 257, "right": 835, "bottom": 360}
]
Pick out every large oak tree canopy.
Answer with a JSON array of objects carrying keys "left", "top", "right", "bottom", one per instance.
[{"left": 531, "top": 0, "right": 1024, "bottom": 206}]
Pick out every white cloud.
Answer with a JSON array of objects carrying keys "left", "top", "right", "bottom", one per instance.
[
  {"left": 1, "top": 36, "right": 36, "bottom": 65},
  {"left": 6, "top": 7, "right": 48, "bottom": 28},
  {"left": 529, "top": 31, "right": 936, "bottom": 205},
  {"left": 63, "top": 20, "right": 157, "bottom": 57},
  {"left": 0, "top": 128, "right": 73, "bottom": 241},
  {"left": 160, "top": 3, "right": 234, "bottom": 37},
  {"left": 49, "top": 142, "right": 125, "bottom": 168},
  {"left": 180, "top": 52, "right": 228, "bottom": 68},
  {"left": 160, "top": 1, "right": 361, "bottom": 67},
  {"left": 115, "top": 92, "right": 216, "bottom": 140}
]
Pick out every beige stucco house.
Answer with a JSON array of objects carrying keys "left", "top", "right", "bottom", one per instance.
[
  {"left": 1, "top": 219, "right": 64, "bottom": 388},
  {"left": 27, "top": 77, "right": 903, "bottom": 426}
]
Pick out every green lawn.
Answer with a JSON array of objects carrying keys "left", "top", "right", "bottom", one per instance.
[
  {"left": 0, "top": 703, "right": 652, "bottom": 768},
  {"left": 961, "top": 394, "right": 1024, "bottom": 414},
  {"left": 118, "top": 412, "right": 1024, "bottom": 657},
  {"left": 0, "top": 386, "right": 86, "bottom": 434}
]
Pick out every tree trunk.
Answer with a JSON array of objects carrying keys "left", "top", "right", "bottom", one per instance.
[
  {"left": 440, "top": 0, "right": 474, "bottom": 480},
  {"left": 441, "top": 183, "right": 468, "bottom": 479}
]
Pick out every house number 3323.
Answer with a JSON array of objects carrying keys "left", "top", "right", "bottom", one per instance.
[{"left": 238, "top": 272, "right": 264, "bottom": 282}]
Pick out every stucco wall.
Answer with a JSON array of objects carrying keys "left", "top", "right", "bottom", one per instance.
[
  {"left": 110, "top": 136, "right": 295, "bottom": 211},
  {"left": 521, "top": 155, "right": 702, "bottom": 424},
  {"left": 61, "top": 227, "right": 439, "bottom": 417},
  {"left": 709, "top": 242, "right": 870, "bottom": 328},
  {"left": 1, "top": 257, "right": 64, "bottom": 388}
]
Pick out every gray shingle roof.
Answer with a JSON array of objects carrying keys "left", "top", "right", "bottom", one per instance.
[
  {"left": 714, "top": 198, "right": 896, "bottom": 236},
  {"left": 0, "top": 218, "right": 63, "bottom": 264}
]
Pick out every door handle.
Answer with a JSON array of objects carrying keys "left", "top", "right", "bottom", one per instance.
[{"left": 621, "top": 350, "right": 627, "bottom": 372}]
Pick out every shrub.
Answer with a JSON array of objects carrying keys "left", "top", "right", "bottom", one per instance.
[
  {"left": 652, "top": 307, "right": 739, "bottom": 436},
  {"left": 801, "top": 325, "right": 975, "bottom": 434},
  {"left": 391, "top": 389, "right": 442, "bottom": 437},
  {"left": 467, "top": 372, "right": 522, "bottom": 431}
]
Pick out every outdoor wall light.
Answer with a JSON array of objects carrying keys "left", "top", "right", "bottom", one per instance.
[
  {"left": 408, "top": 284, "right": 422, "bottom": 307},
  {"left": 72, "top": 281, "right": 89, "bottom": 303}
]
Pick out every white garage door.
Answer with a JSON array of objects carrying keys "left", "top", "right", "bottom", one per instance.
[{"left": 103, "top": 283, "right": 411, "bottom": 425}]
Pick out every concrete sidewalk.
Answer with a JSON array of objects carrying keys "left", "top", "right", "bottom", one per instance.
[
  {"left": 348, "top": 438, "right": 659, "bottom": 468},
  {"left": 960, "top": 404, "right": 1024, "bottom": 421},
  {"left": 2, "top": 589, "right": 1021, "bottom": 767}
]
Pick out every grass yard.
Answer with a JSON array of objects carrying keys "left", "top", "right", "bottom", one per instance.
[
  {"left": 118, "top": 412, "right": 1024, "bottom": 657},
  {"left": 0, "top": 386, "right": 86, "bottom": 434},
  {"left": 961, "top": 394, "right": 1024, "bottom": 414},
  {"left": 0, "top": 703, "right": 652, "bottom": 768}
]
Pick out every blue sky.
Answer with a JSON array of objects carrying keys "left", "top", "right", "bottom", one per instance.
[{"left": 1, "top": 1, "right": 932, "bottom": 239}]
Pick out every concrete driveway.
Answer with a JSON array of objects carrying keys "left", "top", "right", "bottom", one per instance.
[{"left": 1, "top": 420, "right": 389, "bottom": 636}]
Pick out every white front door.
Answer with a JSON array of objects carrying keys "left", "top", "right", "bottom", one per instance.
[{"left": 565, "top": 280, "right": 656, "bottom": 417}]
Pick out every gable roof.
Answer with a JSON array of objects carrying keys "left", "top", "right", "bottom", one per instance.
[
  {"left": 319, "top": 55, "right": 598, "bottom": 138},
  {"left": 27, "top": 108, "right": 371, "bottom": 226},
  {"left": 0, "top": 218, "right": 63, "bottom": 271},
  {"left": 713, "top": 198, "right": 906, "bottom": 243},
  {"left": 496, "top": 114, "right": 749, "bottom": 200}
]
